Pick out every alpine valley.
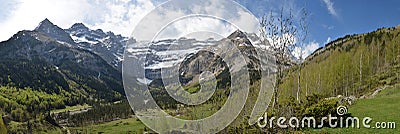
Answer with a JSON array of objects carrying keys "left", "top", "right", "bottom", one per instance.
[{"left": 0, "top": 18, "right": 399, "bottom": 133}]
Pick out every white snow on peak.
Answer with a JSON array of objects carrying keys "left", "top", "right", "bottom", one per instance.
[{"left": 71, "top": 34, "right": 98, "bottom": 45}]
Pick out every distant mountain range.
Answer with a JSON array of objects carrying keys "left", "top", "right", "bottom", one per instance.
[{"left": 0, "top": 19, "right": 265, "bottom": 101}]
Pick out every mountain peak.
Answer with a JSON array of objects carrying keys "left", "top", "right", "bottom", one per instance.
[
  {"left": 227, "top": 29, "right": 247, "bottom": 39},
  {"left": 226, "top": 30, "right": 253, "bottom": 47},
  {"left": 41, "top": 18, "right": 52, "bottom": 24},
  {"left": 34, "top": 18, "right": 74, "bottom": 44},
  {"left": 35, "top": 18, "right": 55, "bottom": 30},
  {"left": 70, "top": 23, "right": 89, "bottom": 31}
]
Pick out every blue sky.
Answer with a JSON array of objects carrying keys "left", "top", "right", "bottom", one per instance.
[
  {"left": 236, "top": 0, "right": 400, "bottom": 47},
  {"left": 0, "top": 0, "right": 399, "bottom": 57},
  {"left": 302, "top": 0, "right": 400, "bottom": 46}
]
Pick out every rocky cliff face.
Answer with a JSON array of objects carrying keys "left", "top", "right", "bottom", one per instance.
[
  {"left": 66, "top": 23, "right": 128, "bottom": 70},
  {"left": 34, "top": 19, "right": 75, "bottom": 44},
  {"left": 177, "top": 30, "right": 263, "bottom": 86},
  {"left": 0, "top": 19, "right": 124, "bottom": 101}
]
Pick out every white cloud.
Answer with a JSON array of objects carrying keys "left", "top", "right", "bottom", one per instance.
[
  {"left": 0, "top": 0, "right": 259, "bottom": 42},
  {"left": 91, "top": 0, "right": 155, "bottom": 36},
  {"left": 322, "top": 0, "right": 338, "bottom": 17},
  {"left": 156, "top": 17, "right": 237, "bottom": 41},
  {"left": 132, "top": 0, "right": 260, "bottom": 41},
  {"left": 0, "top": 0, "right": 155, "bottom": 41},
  {"left": 292, "top": 41, "right": 320, "bottom": 60},
  {"left": 0, "top": 0, "right": 92, "bottom": 41},
  {"left": 324, "top": 37, "right": 331, "bottom": 45}
]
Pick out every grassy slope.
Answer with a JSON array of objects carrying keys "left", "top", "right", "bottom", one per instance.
[
  {"left": 69, "top": 117, "right": 147, "bottom": 133},
  {"left": 280, "top": 26, "right": 400, "bottom": 102},
  {"left": 307, "top": 85, "right": 400, "bottom": 133}
]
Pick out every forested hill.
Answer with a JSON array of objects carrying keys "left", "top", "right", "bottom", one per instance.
[
  {"left": 0, "top": 19, "right": 127, "bottom": 133},
  {"left": 0, "top": 21, "right": 124, "bottom": 102},
  {"left": 280, "top": 25, "right": 400, "bottom": 100},
  {"left": 0, "top": 19, "right": 126, "bottom": 125}
]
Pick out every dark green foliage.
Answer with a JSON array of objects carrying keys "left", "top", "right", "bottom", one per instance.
[
  {"left": 0, "top": 116, "right": 6, "bottom": 134},
  {"left": 56, "top": 100, "right": 134, "bottom": 126},
  {"left": 303, "top": 98, "right": 339, "bottom": 120},
  {"left": 0, "top": 59, "right": 68, "bottom": 94},
  {"left": 59, "top": 60, "right": 123, "bottom": 101},
  {"left": 0, "top": 30, "right": 124, "bottom": 102}
]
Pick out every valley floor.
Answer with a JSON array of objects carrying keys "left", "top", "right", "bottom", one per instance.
[
  {"left": 46, "top": 85, "right": 399, "bottom": 133},
  {"left": 66, "top": 117, "right": 147, "bottom": 134}
]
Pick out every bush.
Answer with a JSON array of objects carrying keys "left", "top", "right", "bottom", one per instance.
[
  {"left": 303, "top": 98, "right": 339, "bottom": 118},
  {"left": 11, "top": 108, "right": 28, "bottom": 122}
]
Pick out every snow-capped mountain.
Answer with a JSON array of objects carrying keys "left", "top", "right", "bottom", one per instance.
[
  {"left": 126, "top": 38, "right": 219, "bottom": 68},
  {"left": 30, "top": 19, "right": 128, "bottom": 70},
  {"left": 66, "top": 23, "right": 128, "bottom": 70},
  {"left": 0, "top": 19, "right": 126, "bottom": 100},
  {"left": 29, "top": 19, "right": 268, "bottom": 82},
  {"left": 124, "top": 30, "right": 268, "bottom": 82},
  {"left": 64, "top": 21, "right": 225, "bottom": 80},
  {"left": 124, "top": 37, "right": 221, "bottom": 80}
]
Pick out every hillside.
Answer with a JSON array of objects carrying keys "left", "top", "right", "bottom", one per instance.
[
  {"left": 0, "top": 19, "right": 127, "bottom": 132},
  {"left": 0, "top": 20, "right": 125, "bottom": 102},
  {"left": 279, "top": 25, "right": 400, "bottom": 102},
  {"left": 213, "top": 25, "right": 400, "bottom": 132},
  {"left": 309, "top": 85, "right": 400, "bottom": 133}
]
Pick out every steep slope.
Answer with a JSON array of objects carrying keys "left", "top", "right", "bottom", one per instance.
[
  {"left": 178, "top": 30, "right": 262, "bottom": 86},
  {"left": 279, "top": 25, "right": 400, "bottom": 101},
  {"left": 66, "top": 23, "right": 127, "bottom": 70},
  {"left": 0, "top": 20, "right": 124, "bottom": 102},
  {"left": 34, "top": 19, "right": 75, "bottom": 44}
]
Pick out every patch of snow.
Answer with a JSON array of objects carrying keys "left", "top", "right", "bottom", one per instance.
[
  {"left": 145, "top": 59, "right": 184, "bottom": 69},
  {"left": 126, "top": 48, "right": 150, "bottom": 54},
  {"left": 71, "top": 35, "right": 98, "bottom": 45},
  {"left": 137, "top": 77, "right": 153, "bottom": 84},
  {"left": 155, "top": 47, "right": 200, "bottom": 56},
  {"left": 100, "top": 36, "right": 110, "bottom": 42}
]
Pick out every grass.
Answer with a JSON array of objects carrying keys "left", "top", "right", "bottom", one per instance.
[
  {"left": 7, "top": 120, "right": 64, "bottom": 134},
  {"left": 306, "top": 85, "right": 400, "bottom": 133},
  {"left": 50, "top": 104, "right": 91, "bottom": 114},
  {"left": 69, "top": 117, "right": 148, "bottom": 133}
]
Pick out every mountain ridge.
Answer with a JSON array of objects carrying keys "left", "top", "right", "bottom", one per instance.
[{"left": 0, "top": 20, "right": 125, "bottom": 102}]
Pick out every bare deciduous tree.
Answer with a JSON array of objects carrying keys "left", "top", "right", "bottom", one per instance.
[
  {"left": 259, "top": 7, "right": 308, "bottom": 107},
  {"left": 296, "top": 8, "right": 309, "bottom": 103}
]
